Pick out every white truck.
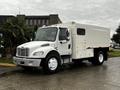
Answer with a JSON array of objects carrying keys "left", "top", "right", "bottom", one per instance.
[{"left": 13, "top": 22, "right": 110, "bottom": 74}]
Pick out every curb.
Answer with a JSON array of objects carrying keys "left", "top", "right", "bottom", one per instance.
[{"left": 0, "top": 63, "right": 16, "bottom": 67}]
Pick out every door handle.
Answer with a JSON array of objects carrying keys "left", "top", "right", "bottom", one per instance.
[{"left": 68, "top": 44, "right": 71, "bottom": 49}]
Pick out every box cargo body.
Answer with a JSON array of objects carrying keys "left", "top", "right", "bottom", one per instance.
[{"left": 55, "top": 22, "right": 110, "bottom": 59}]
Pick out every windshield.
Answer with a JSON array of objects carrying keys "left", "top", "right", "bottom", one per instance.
[{"left": 34, "top": 27, "right": 58, "bottom": 42}]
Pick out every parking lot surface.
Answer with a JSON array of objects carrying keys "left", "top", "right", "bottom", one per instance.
[{"left": 0, "top": 57, "right": 120, "bottom": 90}]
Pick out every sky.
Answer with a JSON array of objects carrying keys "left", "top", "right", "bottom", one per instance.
[{"left": 0, "top": 0, "right": 120, "bottom": 36}]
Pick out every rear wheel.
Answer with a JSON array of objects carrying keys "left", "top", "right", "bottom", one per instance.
[
  {"left": 91, "top": 51, "right": 105, "bottom": 65},
  {"left": 42, "top": 53, "right": 61, "bottom": 74}
]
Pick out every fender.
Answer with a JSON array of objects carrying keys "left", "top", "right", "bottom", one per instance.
[{"left": 30, "top": 46, "right": 58, "bottom": 58}]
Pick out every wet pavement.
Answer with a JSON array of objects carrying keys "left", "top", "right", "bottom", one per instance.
[
  {"left": 0, "top": 57, "right": 120, "bottom": 90},
  {"left": 0, "top": 67, "right": 19, "bottom": 77}
]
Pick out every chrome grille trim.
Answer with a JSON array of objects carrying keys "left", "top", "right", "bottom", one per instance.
[{"left": 17, "top": 48, "right": 29, "bottom": 56}]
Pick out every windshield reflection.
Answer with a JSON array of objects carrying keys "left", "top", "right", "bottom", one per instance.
[{"left": 34, "top": 27, "right": 58, "bottom": 42}]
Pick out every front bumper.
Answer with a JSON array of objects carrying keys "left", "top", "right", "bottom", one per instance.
[{"left": 13, "top": 57, "right": 42, "bottom": 67}]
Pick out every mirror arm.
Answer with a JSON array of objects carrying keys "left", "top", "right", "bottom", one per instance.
[{"left": 60, "top": 40, "right": 67, "bottom": 44}]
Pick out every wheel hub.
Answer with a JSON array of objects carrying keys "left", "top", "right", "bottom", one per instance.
[
  {"left": 48, "top": 58, "right": 58, "bottom": 70},
  {"left": 99, "top": 54, "right": 104, "bottom": 63}
]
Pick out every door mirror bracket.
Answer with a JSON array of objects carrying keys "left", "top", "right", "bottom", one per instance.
[{"left": 60, "top": 40, "right": 67, "bottom": 44}]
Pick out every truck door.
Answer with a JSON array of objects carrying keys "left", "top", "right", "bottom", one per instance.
[{"left": 57, "top": 27, "right": 72, "bottom": 56}]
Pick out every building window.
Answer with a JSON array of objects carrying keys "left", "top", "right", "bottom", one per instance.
[
  {"left": 44, "top": 19, "right": 48, "bottom": 25},
  {"left": 46, "top": 20, "right": 49, "bottom": 25},
  {"left": 30, "top": 19, "right": 33, "bottom": 25},
  {"left": 44, "top": 20, "right": 46, "bottom": 25},
  {"left": 36, "top": 20, "right": 38, "bottom": 25},
  {"left": 42, "top": 19, "right": 45, "bottom": 25},
  {"left": 38, "top": 20, "right": 41, "bottom": 25},
  {"left": 34, "top": 19, "right": 37, "bottom": 25},
  {"left": 77, "top": 28, "right": 85, "bottom": 35}
]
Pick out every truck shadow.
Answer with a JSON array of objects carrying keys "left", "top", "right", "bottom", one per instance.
[{"left": 15, "top": 61, "right": 108, "bottom": 76}]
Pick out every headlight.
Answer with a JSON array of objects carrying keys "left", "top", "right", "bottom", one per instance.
[{"left": 33, "top": 51, "right": 44, "bottom": 56}]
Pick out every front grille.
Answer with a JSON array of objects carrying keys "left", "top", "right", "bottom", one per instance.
[{"left": 17, "top": 48, "right": 29, "bottom": 56}]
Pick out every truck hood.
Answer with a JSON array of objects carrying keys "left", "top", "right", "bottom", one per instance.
[{"left": 18, "top": 41, "right": 54, "bottom": 48}]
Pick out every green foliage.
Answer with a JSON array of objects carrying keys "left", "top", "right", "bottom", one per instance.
[
  {"left": 109, "top": 49, "right": 120, "bottom": 57},
  {"left": 112, "top": 26, "right": 120, "bottom": 44},
  {"left": 0, "top": 57, "right": 13, "bottom": 64},
  {"left": 0, "top": 17, "right": 34, "bottom": 56}
]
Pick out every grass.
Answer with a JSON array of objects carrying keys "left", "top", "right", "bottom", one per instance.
[
  {"left": 0, "top": 57, "right": 13, "bottom": 64},
  {"left": 108, "top": 49, "right": 120, "bottom": 57}
]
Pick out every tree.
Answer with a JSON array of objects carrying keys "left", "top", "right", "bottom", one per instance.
[
  {"left": 0, "top": 33, "right": 4, "bottom": 57},
  {"left": 112, "top": 26, "right": 120, "bottom": 45},
  {"left": 0, "top": 17, "right": 34, "bottom": 57}
]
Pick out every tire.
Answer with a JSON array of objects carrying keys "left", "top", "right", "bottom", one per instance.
[
  {"left": 91, "top": 51, "right": 105, "bottom": 65},
  {"left": 42, "top": 53, "right": 61, "bottom": 74}
]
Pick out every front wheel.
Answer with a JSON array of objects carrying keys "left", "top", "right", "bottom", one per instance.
[
  {"left": 91, "top": 51, "right": 105, "bottom": 65},
  {"left": 42, "top": 53, "right": 61, "bottom": 74}
]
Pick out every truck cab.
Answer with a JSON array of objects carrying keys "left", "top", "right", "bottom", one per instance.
[{"left": 14, "top": 26, "right": 72, "bottom": 73}]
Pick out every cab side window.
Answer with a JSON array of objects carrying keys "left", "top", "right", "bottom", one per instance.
[
  {"left": 77, "top": 28, "right": 85, "bottom": 35},
  {"left": 59, "top": 28, "right": 69, "bottom": 40}
]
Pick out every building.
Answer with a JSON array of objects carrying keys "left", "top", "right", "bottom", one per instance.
[
  {"left": 24, "top": 14, "right": 62, "bottom": 27},
  {"left": 0, "top": 14, "right": 62, "bottom": 27},
  {"left": 0, "top": 14, "right": 62, "bottom": 39},
  {"left": 0, "top": 15, "right": 14, "bottom": 25}
]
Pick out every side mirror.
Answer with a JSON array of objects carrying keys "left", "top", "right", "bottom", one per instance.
[
  {"left": 66, "top": 31, "right": 70, "bottom": 41},
  {"left": 66, "top": 37, "right": 70, "bottom": 41},
  {"left": 66, "top": 31, "right": 69, "bottom": 37}
]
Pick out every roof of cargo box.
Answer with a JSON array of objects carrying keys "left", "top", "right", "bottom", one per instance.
[{"left": 50, "top": 22, "right": 109, "bottom": 30}]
